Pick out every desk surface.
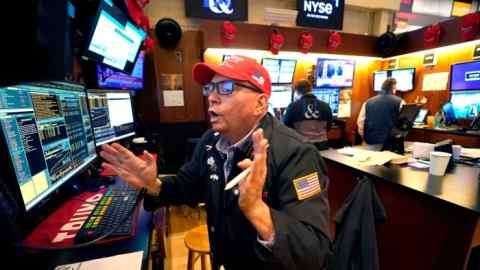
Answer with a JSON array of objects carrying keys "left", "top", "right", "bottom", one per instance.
[
  {"left": 320, "top": 149, "right": 480, "bottom": 214},
  {"left": 413, "top": 126, "right": 480, "bottom": 137}
]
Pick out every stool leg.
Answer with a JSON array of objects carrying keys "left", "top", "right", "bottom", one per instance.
[
  {"left": 201, "top": 254, "right": 207, "bottom": 270},
  {"left": 187, "top": 250, "right": 194, "bottom": 270}
]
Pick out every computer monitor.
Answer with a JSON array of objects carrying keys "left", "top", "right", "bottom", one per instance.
[
  {"left": 316, "top": 58, "right": 355, "bottom": 88},
  {"left": 96, "top": 51, "right": 145, "bottom": 90},
  {"left": 261, "top": 58, "right": 297, "bottom": 84},
  {"left": 87, "top": 90, "right": 135, "bottom": 146},
  {"left": 82, "top": 0, "right": 146, "bottom": 73},
  {"left": 414, "top": 108, "right": 428, "bottom": 124},
  {"left": 450, "top": 61, "right": 480, "bottom": 91},
  {"left": 268, "top": 85, "right": 293, "bottom": 119},
  {"left": 450, "top": 90, "right": 480, "bottom": 119},
  {"left": 373, "top": 68, "right": 415, "bottom": 92},
  {"left": 0, "top": 82, "right": 97, "bottom": 211},
  {"left": 312, "top": 88, "right": 340, "bottom": 117},
  {"left": 382, "top": 104, "right": 421, "bottom": 154}
]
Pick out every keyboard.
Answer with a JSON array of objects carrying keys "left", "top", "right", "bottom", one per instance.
[{"left": 74, "top": 186, "right": 140, "bottom": 244}]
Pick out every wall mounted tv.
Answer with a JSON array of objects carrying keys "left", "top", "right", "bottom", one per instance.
[
  {"left": 450, "top": 61, "right": 480, "bottom": 91},
  {"left": 373, "top": 68, "right": 415, "bottom": 92},
  {"left": 261, "top": 58, "right": 297, "bottom": 84},
  {"left": 82, "top": 0, "right": 146, "bottom": 73},
  {"left": 315, "top": 58, "right": 355, "bottom": 88},
  {"left": 96, "top": 51, "right": 144, "bottom": 90}
]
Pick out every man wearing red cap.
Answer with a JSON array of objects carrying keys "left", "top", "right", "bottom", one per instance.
[{"left": 100, "top": 56, "right": 332, "bottom": 270}]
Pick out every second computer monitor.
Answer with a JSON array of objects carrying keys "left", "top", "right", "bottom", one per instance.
[
  {"left": 87, "top": 90, "right": 135, "bottom": 146},
  {"left": 0, "top": 82, "right": 97, "bottom": 211},
  {"left": 312, "top": 88, "right": 340, "bottom": 117}
]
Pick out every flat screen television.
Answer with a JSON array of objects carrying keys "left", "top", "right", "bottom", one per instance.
[
  {"left": 450, "top": 61, "right": 480, "bottom": 91},
  {"left": 82, "top": 0, "right": 146, "bottom": 73},
  {"left": 262, "top": 58, "right": 297, "bottom": 84},
  {"left": 96, "top": 51, "right": 144, "bottom": 90},
  {"left": 373, "top": 68, "right": 415, "bottom": 91},
  {"left": 316, "top": 58, "right": 355, "bottom": 88},
  {"left": 450, "top": 90, "right": 480, "bottom": 119}
]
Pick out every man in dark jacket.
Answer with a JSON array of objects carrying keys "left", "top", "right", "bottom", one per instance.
[
  {"left": 357, "top": 78, "right": 403, "bottom": 145},
  {"left": 100, "top": 56, "right": 332, "bottom": 270},
  {"left": 283, "top": 79, "right": 333, "bottom": 150}
]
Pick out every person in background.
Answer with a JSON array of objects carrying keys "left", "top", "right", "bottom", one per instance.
[
  {"left": 100, "top": 56, "right": 332, "bottom": 270},
  {"left": 283, "top": 79, "right": 333, "bottom": 150},
  {"left": 357, "top": 77, "right": 404, "bottom": 145}
]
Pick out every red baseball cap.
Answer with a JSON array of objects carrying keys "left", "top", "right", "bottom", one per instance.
[{"left": 192, "top": 56, "right": 271, "bottom": 97}]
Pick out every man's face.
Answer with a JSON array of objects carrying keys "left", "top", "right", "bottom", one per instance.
[
  {"left": 207, "top": 75, "right": 265, "bottom": 137},
  {"left": 392, "top": 83, "right": 397, "bottom": 95}
]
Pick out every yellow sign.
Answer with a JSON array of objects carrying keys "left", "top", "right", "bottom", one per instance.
[{"left": 451, "top": 1, "right": 472, "bottom": 17}]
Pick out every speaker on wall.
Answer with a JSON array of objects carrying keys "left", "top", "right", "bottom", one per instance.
[
  {"left": 376, "top": 26, "right": 397, "bottom": 57},
  {"left": 155, "top": 18, "right": 182, "bottom": 49}
]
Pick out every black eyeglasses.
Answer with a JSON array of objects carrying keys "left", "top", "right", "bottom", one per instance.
[{"left": 202, "top": 80, "right": 262, "bottom": 97}]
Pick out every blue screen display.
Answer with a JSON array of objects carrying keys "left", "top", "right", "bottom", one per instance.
[
  {"left": 450, "top": 90, "right": 480, "bottom": 119},
  {"left": 451, "top": 61, "right": 480, "bottom": 91}
]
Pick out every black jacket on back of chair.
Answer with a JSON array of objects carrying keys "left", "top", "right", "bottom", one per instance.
[{"left": 330, "top": 177, "right": 387, "bottom": 270}]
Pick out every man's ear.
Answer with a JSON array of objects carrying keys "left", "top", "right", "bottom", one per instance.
[{"left": 255, "top": 94, "right": 268, "bottom": 115}]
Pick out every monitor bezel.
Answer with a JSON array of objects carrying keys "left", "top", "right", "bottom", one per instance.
[
  {"left": 86, "top": 89, "right": 136, "bottom": 147},
  {"left": 450, "top": 60, "right": 480, "bottom": 91},
  {"left": 0, "top": 81, "right": 98, "bottom": 214},
  {"left": 82, "top": 0, "right": 145, "bottom": 74},
  {"left": 315, "top": 58, "right": 356, "bottom": 89}
]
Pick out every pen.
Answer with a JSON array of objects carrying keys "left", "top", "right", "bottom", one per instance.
[{"left": 225, "top": 167, "right": 251, "bottom": 190}]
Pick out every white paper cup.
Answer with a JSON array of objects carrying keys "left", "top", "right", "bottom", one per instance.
[
  {"left": 413, "top": 142, "right": 435, "bottom": 160},
  {"left": 429, "top": 151, "right": 452, "bottom": 176},
  {"left": 452, "top": 145, "right": 462, "bottom": 160}
]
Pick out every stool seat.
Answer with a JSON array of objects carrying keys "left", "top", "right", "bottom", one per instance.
[
  {"left": 185, "top": 225, "right": 210, "bottom": 253},
  {"left": 185, "top": 225, "right": 211, "bottom": 270}
]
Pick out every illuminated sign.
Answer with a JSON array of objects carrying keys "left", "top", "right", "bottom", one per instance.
[
  {"left": 296, "top": 0, "right": 344, "bottom": 30},
  {"left": 185, "top": 0, "right": 247, "bottom": 21}
]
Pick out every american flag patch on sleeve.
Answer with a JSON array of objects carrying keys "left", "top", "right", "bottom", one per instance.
[{"left": 293, "top": 172, "right": 321, "bottom": 200}]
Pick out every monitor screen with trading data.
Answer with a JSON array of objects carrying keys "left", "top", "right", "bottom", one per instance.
[
  {"left": 262, "top": 58, "right": 297, "bottom": 84},
  {"left": 312, "top": 88, "right": 340, "bottom": 116},
  {"left": 87, "top": 90, "right": 135, "bottom": 146},
  {"left": 0, "top": 82, "right": 97, "bottom": 211}
]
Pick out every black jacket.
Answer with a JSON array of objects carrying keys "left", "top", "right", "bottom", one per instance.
[
  {"left": 144, "top": 113, "right": 332, "bottom": 270},
  {"left": 331, "top": 177, "right": 387, "bottom": 270},
  {"left": 364, "top": 93, "right": 402, "bottom": 145}
]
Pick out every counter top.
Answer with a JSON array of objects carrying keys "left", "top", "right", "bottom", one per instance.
[
  {"left": 320, "top": 149, "right": 480, "bottom": 214},
  {"left": 413, "top": 126, "right": 480, "bottom": 137}
]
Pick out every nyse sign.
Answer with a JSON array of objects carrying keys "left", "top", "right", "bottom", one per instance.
[{"left": 297, "top": 0, "right": 344, "bottom": 30}]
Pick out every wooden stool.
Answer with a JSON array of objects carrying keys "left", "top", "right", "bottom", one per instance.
[{"left": 185, "top": 225, "right": 211, "bottom": 270}]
